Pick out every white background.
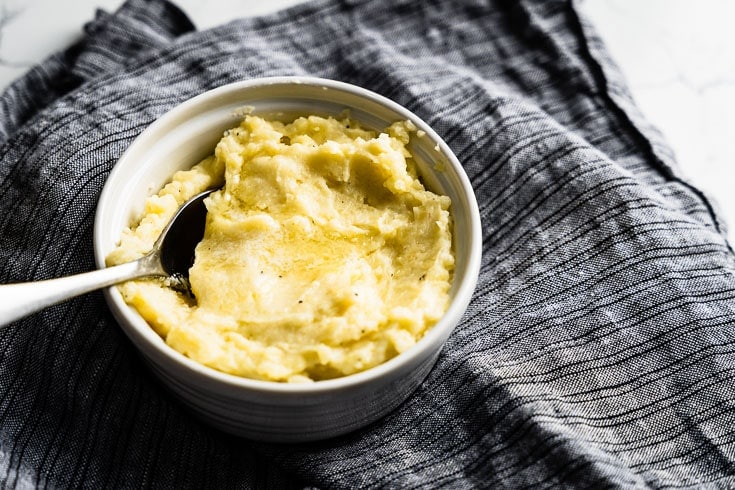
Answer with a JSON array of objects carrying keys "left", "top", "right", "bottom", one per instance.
[{"left": 1, "top": 0, "right": 733, "bottom": 241}]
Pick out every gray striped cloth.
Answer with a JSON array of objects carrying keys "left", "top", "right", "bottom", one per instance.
[{"left": 1, "top": 0, "right": 734, "bottom": 487}]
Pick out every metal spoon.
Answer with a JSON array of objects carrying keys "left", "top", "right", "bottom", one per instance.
[{"left": 0, "top": 189, "right": 214, "bottom": 328}]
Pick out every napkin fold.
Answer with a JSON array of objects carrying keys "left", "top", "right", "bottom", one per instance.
[{"left": 1, "top": 0, "right": 734, "bottom": 487}]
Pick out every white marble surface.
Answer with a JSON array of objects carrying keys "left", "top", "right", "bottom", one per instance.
[
  {"left": 1, "top": 0, "right": 733, "bottom": 240},
  {"left": 580, "top": 0, "right": 735, "bottom": 241}
]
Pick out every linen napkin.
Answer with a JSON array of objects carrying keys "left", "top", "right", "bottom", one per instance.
[{"left": 1, "top": 0, "right": 734, "bottom": 487}]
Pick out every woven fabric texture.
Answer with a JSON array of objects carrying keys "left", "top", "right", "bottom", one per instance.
[{"left": 1, "top": 0, "right": 734, "bottom": 487}]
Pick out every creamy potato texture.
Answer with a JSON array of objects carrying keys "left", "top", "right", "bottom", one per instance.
[{"left": 107, "top": 115, "right": 454, "bottom": 382}]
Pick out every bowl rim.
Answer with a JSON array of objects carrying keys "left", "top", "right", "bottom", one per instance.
[{"left": 94, "top": 75, "right": 482, "bottom": 395}]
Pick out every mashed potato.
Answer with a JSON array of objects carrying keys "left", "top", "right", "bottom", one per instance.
[{"left": 107, "top": 115, "right": 454, "bottom": 382}]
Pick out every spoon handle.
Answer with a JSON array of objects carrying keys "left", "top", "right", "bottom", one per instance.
[{"left": 0, "top": 257, "right": 156, "bottom": 328}]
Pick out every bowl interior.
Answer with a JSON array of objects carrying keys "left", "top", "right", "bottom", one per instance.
[{"left": 93, "top": 77, "right": 481, "bottom": 390}]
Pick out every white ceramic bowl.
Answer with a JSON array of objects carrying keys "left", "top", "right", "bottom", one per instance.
[{"left": 94, "top": 77, "right": 481, "bottom": 442}]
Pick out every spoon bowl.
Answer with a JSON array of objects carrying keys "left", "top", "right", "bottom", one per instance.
[
  {"left": 0, "top": 189, "right": 213, "bottom": 328},
  {"left": 158, "top": 189, "right": 213, "bottom": 277}
]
